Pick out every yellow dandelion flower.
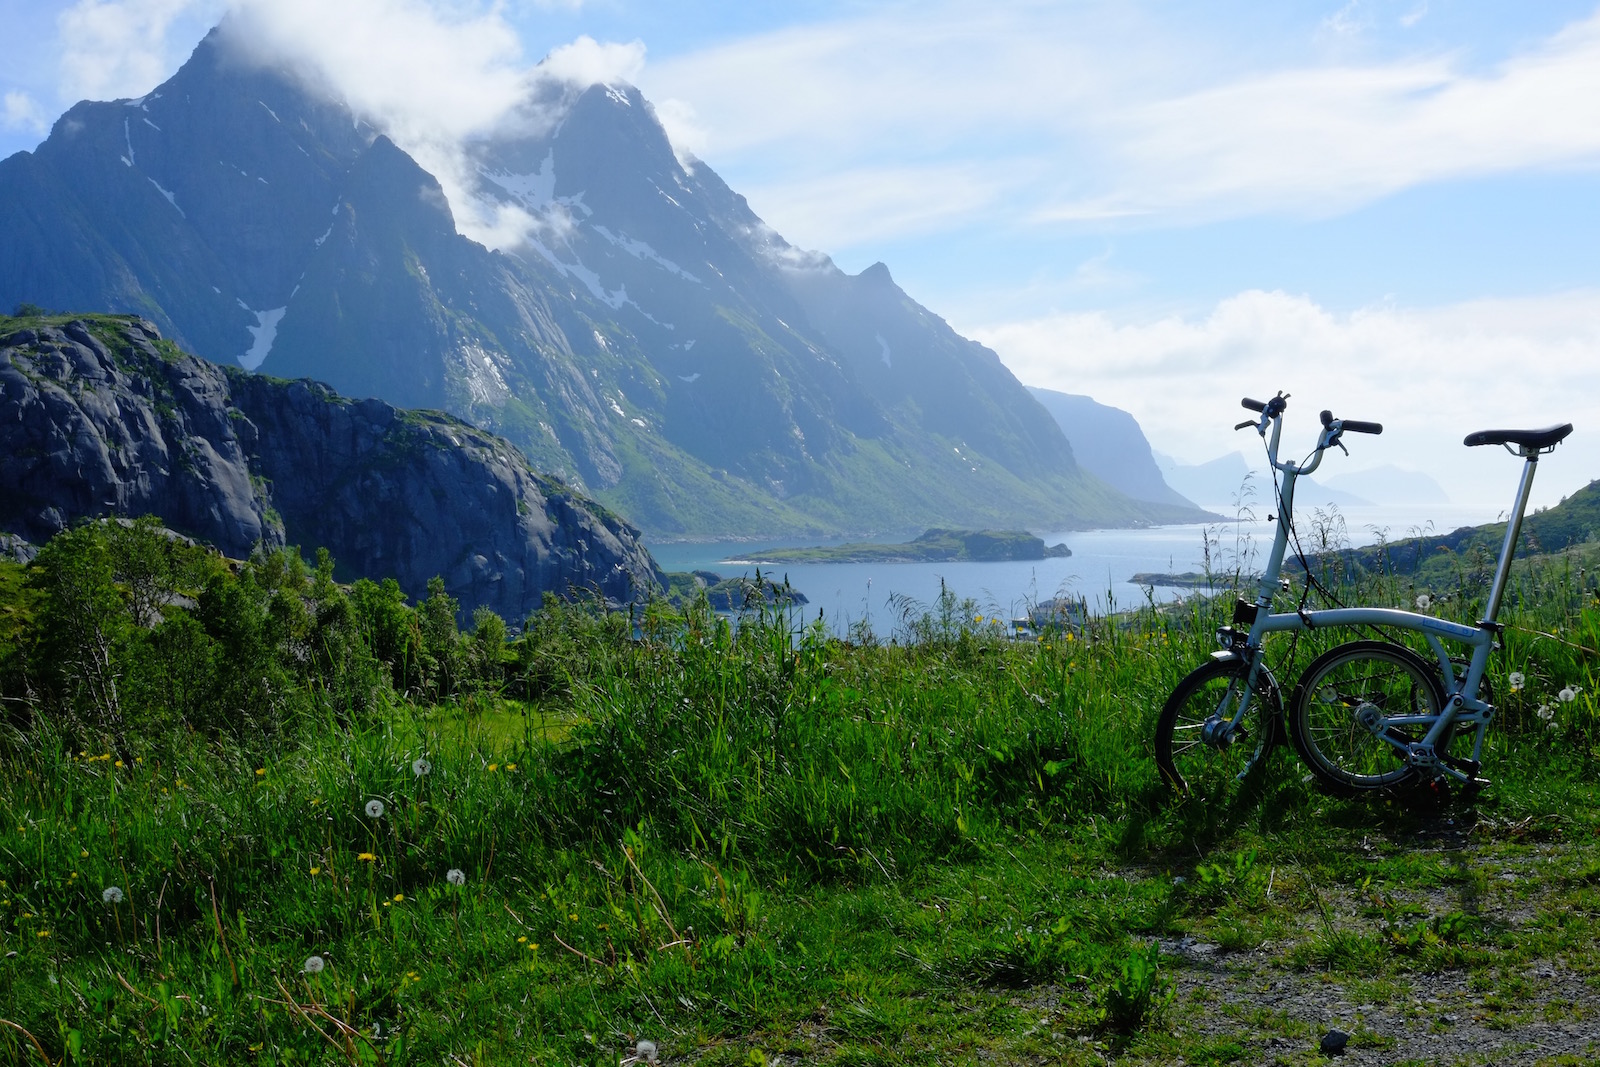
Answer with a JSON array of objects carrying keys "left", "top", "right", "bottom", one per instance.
[
  {"left": 309, "top": 866, "right": 321, "bottom": 876},
  {"left": 37, "top": 930, "right": 49, "bottom": 938},
  {"left": 255, "top": 768, "right": 266, "bottom": 776},
  {"left": 358, "top": 852, "right": 377, "bottom": 862},
  {"left": 506, "top": 763, "right": 517, "bottom": 771},
  {"left": 393, "top": 893, "right": 404, "bottom": 902},
  {"left": 517, "top": 936, "right": 527, "bottom": 943},
  {"left": 114, "top": 760, "right": 124, "bottom": 768},
  {"left": 80, "top": 849, "right": 89, "bottom": 858},
  {"left": 528, "top": 942, "right": 539, "bottom": 951},
  {"left": 487, "top": 763, "right": 499, "bottom": 772}
]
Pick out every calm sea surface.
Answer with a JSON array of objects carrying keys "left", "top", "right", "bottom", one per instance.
[{"left": 646, "top": 503, "right": 1500, "bottom": 636}]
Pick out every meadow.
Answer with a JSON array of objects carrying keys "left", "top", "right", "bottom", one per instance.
[{"left": 0, "top": 518, "right": 1596, "bottom": 1065}]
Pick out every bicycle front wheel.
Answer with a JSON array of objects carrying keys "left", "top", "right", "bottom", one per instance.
[
  {"left": 1289, "top": 641, "right": 1446, "bottom": 795},
  {"left": 1156, "top": 658, "right": 1280, "bottom": 795}
]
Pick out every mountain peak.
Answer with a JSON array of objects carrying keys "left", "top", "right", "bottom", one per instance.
[{"left": 858, "top": 261, "right": 896, "bottom": 289}]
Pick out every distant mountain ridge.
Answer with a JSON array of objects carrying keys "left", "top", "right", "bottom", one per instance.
[
  {"left": 0, "top": 314, "right": 659, "bottom": 621},
  {"left": 1028, "top": 388, "right": 1199, "bottom": 510},
  {"left": 0, "top": 24, "right": 1212, "bottom": 540}
]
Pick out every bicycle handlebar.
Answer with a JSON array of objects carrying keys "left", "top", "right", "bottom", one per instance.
[
  {"left": 1241, "top": 397, "right": 1266, "bottom": 413},
  {"left": 1318, "top": 409, "right": 1382, "bottom": 435}
]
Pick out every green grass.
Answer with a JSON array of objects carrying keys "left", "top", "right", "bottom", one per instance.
[{"left": 0, "top": 521, "right": 1597, "bottom": 1064}]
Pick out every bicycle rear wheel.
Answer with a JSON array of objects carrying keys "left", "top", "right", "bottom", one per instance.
[
  {"left": 1156, "top": 658, "right": 1281, "bottom": 795},
  {"left": 1289, "top": 641, "right": 1446, "bottom": 795}
]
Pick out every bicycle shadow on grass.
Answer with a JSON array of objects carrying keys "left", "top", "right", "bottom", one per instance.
[{"left": 1115, "top": 756, "right": 1307, "bottom": 860}]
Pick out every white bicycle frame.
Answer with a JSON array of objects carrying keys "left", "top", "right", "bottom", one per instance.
[{"left": 1210, "top": 399, "right": 1551, "bottom": 785}]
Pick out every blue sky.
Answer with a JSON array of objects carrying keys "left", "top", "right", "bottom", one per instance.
[{"left": 3, "top": 0, "right": 1598, "bottom": 510}]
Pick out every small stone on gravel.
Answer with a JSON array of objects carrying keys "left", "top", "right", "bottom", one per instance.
[{"left": 1320, "top": 1029, "right": 1350, "bottom": 1054}]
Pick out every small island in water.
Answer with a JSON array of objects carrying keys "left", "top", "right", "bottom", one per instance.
[{"left": 722, "top": 528, "right": 1072, "bottom": 565}]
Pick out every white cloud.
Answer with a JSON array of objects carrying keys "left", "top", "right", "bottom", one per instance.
[
  {"left": 970, "top": 289, "right": 1600, "bottom": 508},
  {"left": 644, "top": 3, "right": 1600, "bottom": 246},
  {"left": 215, "top": 2, "right": 647, "bottom": 250},
  {"left": 742, "top": 163, "right": 1020, "bottom": 251},
  {"left": 58, "top": 0, "right": 224, "bottom": 102},
  {"left": 538, "top": 35, "right": 645, "bottom": 88},
  {"left": 1068, "top": 12, "right": 1600, "bottom": 220},
  {"left": 2, "top": 91, "right": 49, "bottom": 133}
]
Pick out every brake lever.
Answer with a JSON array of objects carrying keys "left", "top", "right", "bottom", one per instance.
[{"left": 1235, "top": 419, "right": 1256, "bottom": 431}]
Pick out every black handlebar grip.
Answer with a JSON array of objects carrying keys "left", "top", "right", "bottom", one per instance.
[
  {"left": 1241, "top": 397, "right": 1266, "bottom": 412},
  {"left": 1342, "top": 419, "right": 1383, "bottom": 434}
]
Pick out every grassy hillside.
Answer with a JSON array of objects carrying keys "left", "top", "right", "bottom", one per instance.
[{"left": 0, "top": 521, "right": 1597, "bottom": 1064}]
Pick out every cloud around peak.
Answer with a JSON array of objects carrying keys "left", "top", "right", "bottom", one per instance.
[{"left": 204, "top": 0, "right": 649, "bottom": 250}]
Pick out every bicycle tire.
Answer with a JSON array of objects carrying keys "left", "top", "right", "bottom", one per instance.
[
  {"left": 1288, "top": 641, "right": 1447, "bottom": 795},
  {"left": 1156, "top": 658, "right": 1281, "bottom": 795}
]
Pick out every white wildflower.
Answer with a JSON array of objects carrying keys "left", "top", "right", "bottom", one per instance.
[
  {"left": 1508, "top": 672, "right": 1525, "bottom": 692},
  {"left": 1559, "top": 686, "right": 1582, "bottom": 703},
  {"left": 365, "top": 799, "right": 385, "bottom": 818},
  {"left": 412, "top": 758, "right": 432, "bottom": 777},
  {"left": 635, "top": 1039, "right": 659, "bottom": 1063},
  {"left": 1415, "top": 594, "right": 1432, "bottom": 611},
  {"left": 1536, "top": 704, "right": 1555, "bottom": 722},
  {"left": 446, "top": 868, "right": 466, "bottom": 886},
  {"left": 101, "top": 886, "right": 124, "bottom": 905},
  {"left": 303, "top": 955, "right": 325, "bottom": 974}
]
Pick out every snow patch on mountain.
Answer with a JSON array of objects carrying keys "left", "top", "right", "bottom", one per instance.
[
  {"left": 148, "top": 178, "right": 185, "bottom": 217},
  {"left": 239, "top": 307, "right": 287, "bottom": 370},
  {"left": 876, "top": 334, "right": 892, "bottom": 368},
  {"left": 590, "top": 225, "right": 701, "bottom": 283},
  {"left": 121, "top": 119, "right": 135, "bottom": 167},
  {"left": 481, "top": 153, "right": 555, "bottom": 209},
  {"left": 527, "top": 237, "right": 631, "bottom": 310}
]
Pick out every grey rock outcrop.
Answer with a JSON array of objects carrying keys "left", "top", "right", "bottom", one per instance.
[{"left": 0, "top": 315, "right": 661, "bottom": 619}]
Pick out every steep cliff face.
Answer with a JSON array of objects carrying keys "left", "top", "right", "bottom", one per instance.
[{"left": 0, "top": 315, "right": 660, "bottom": 619}]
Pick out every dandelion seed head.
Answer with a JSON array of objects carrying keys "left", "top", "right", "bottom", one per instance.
[
  {"left": 1415, "top": 594, "right": 1432, "bottom": 611},
  {"left": 412, "top": 758, "right": 432, "bottom": 777},
  {"left": 1537, "top": 704, "right": 1556, "bottom": 721},
  {"left": 636, "top": 1039, "right": 659, "bottom": 1063},
  {"left": 303, "top": 955, "right": 325, "bottom": 974},
  {"left": 446, "top": 868, "right": 466, "bottom": 886},
  {"left": 1559, "top": 686, "right": 1582, "bottom": 703},
  {"left": 1509, "top": 672, "right": 1525, "bottom": 692},
  {"left": 365, "top": 799, "right": 385, "bottom": 818},
  {"left": 101, "top": 886, "right": 124, "bottom": 905}
]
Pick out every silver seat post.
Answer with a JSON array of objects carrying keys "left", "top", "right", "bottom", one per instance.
[{"left": 1480, "top": 448, "right": 1542, "bottom": 626}]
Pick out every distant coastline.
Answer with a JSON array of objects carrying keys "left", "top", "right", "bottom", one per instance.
[{"left": 721, "top": 528, "right": 1072, "bottom": 565}]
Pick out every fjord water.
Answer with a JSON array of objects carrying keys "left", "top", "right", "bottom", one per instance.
[{"left": 649, "top": 503, "right": 1501, "bottom": 635}]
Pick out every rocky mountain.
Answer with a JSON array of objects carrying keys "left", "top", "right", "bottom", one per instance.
[
  {"left": 0, "top": 24, "right": 1209, "bottom": 540},
  {"left": 1155, "top": 450, "right": 1371, "bottom": 511},
  {"left": 1321, "top": 465, "right": 1450, "bottom": 507},
  {"left": 0, "top": 314, "right": 660, "bottom": 620},
  {"left": 1027, "top": 388, "right": 1199, "bottom": 509}
]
